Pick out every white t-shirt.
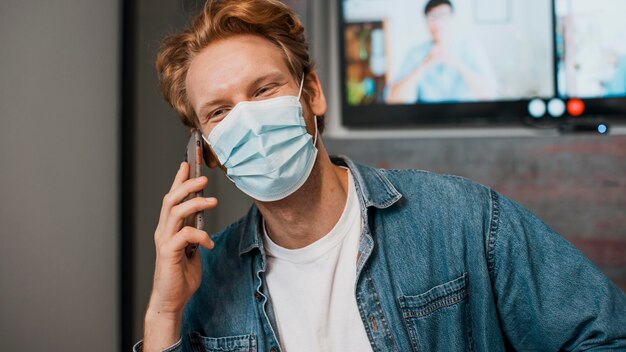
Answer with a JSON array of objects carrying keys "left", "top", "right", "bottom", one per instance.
[{"left": 263, "top": 169, "right": 373, "bottom": 352}]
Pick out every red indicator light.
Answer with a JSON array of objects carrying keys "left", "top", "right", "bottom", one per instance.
[{"left": 567, "top": 98, "right": 585, "bottom": 117}]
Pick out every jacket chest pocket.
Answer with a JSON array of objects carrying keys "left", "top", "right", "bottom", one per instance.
[
  {"left": 190, "top": 332, "right": 257, "bottom": 352},
  {"left": 398, "top": 273, "right": 473, "bottom": 352}
]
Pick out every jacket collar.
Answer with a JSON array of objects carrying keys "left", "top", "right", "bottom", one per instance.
[
  {"left": 238, "top": 155, "right": 402, "bottom": 256},
  {"left": 331, "top": 155, "right": 402, "bottom": 209}
]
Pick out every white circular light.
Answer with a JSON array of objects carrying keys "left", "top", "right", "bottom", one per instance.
[
  {"left": 547, "top": 98, "right": 566, "bottom": 117},
  {"left": 528, "top": 99, "right": 546, "bottom": 118}
]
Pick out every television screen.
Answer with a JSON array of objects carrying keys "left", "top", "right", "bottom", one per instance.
[{"left": 338, "top": 0, "right": 626, "bottom": 128}]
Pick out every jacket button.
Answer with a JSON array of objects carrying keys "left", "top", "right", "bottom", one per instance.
[
  {"left": 270, "top": 347, "right": 278, "bottom": 352},
  {"left": 255, "top": 292, "right": 262, "bottom": 301}
]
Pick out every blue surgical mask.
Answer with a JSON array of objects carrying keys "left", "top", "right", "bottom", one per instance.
[{"left": 203, "top": 77, "right": 318, "bottom": 202}]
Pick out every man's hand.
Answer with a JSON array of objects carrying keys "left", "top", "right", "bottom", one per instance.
[
  {"left": 423, "top": 42, "right": 460, "bottom": 70},
  {"left": 143, "top": 162, "right": 218, "bottom": 351}
]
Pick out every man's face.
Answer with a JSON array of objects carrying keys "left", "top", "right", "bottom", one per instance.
[
  {"left": 425, "top": 4, "right": 454, "bottom": 43},
  {"left": 185, "top": 34, "right": 310, "bottom": 168}
]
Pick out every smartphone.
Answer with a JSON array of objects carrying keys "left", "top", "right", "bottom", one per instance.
[{"left": 184, "top": 129, "right": 204, "bottom": 258}]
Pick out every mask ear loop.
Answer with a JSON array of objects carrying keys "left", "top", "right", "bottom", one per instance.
[
  {"left": 312, "top": 115, "right": 319, "bottom": 147},
  {"left": 297, "top": 75, "right": 305, "bottom": 100},
  {"left": 297, "top": 75, "right": 318, "bottom": 147}
]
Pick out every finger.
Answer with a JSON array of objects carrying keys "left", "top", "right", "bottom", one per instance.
[
  {"left": 163, "top": 196, "right": 218, "bottom": 239},
  {"left": 170, "top": 162, "right": 189, "bottom": 192},
  {"left": 162, "top": 226, "right": 215, "bottom": 256},
  {"left": 158, "top": 162, "right": 191, "bottom": 227},
  {"left": 159, "top": 176, "right": 209, "bottom": 224}
]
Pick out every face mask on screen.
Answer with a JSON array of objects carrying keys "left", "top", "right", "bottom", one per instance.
[{"left": 204, "top": 76, "right": 319, "bottom": 202}]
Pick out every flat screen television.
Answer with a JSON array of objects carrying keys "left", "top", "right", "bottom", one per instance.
[{"left": 337, "top": 0, "right": 626, "bottom": 129}]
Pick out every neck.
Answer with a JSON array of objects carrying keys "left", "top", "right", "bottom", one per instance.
[{"left": 256, "top": 143, "right": 349, "bottom": 249}]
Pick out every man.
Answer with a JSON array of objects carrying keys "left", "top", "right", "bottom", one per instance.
[
  {"left": 137, "top": 0, "right": 626, "bottom": 351},
  {"left": 386, "top": 0, "right": 497, "bottom": 104}
]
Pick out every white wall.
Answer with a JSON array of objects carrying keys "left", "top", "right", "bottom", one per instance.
[{"left": 0, "top": 1, "right": 119, "bottom": 350}]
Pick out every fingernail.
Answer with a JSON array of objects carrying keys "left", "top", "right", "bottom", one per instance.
[{"left": 206, "top": 197, "right": 216, "bottom": 202}]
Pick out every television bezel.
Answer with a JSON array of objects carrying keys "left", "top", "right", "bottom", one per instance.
[{"left": 336, "top": 0, "right": 626, "bottom": 129}]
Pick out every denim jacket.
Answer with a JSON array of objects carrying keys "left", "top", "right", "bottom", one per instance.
[{"left": 136, "top": 156, "right": 626, "bottom": 352}]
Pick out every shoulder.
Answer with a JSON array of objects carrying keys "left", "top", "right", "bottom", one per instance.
[
  {"left": 182, "top": 208, "right": 263, "bottom": 338},
  {"left": 185, "top": 207, "right": 257, "bottom": 313},
  {"left": 197, "top": 208, "right": 254, "bottom": 277},
  {"left": 375, "top": 168, "right": 496, "bottom": 235},
  {"left": 616, "top": 55, "right": 626, "bottom": 74},
  {"left": 381, "top": 168, "right": 492, "bottom": 204}
]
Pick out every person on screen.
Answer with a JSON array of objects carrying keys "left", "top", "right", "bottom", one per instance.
[
  {"left": 605, "top": 55, "right": 626, "bottom": 97},
  {"left": 135, "top": 1, "right": 626, "bottom": 351},
  {"left": 387, "top": 0, "right": 497, "bottom": 104}
]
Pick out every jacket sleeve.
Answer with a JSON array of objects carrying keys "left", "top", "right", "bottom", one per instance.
[{"left": 488, "top": 190, "right": 626, "bottom": 350}]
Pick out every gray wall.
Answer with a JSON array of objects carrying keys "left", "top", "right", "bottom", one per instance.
[{"left": 0, "top": 1, "right": 119, "bottom": 351}]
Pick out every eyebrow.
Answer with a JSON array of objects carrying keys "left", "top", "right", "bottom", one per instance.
[{"left": 197, "top": 71, "right": 288, "bottom": 118}]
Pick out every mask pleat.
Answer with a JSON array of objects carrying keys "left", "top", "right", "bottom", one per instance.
[
  {"left": 226, "top": 127, "right": 305, "bottom": 167},
  {"left": 227, "top": 133, "right": 311, "bottom": 177},
  {"left": 205, "top": 87, "right": 318, "bottom": 201}
]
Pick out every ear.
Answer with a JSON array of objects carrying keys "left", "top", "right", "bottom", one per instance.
[
  {"left": 203, "top": 142, "right": 220, "bottom": 169},
  {"left": 305, "top": 70, "right": 327, "bottom": 117},
  {"left": 203, "top": 138, "right": 222, "bottom": 169},
  {"left": 192, "top": 127, "right": 219, "bottom": 169}
]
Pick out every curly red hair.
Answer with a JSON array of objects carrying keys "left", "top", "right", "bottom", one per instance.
[{"left": 156, "top": 0, "right": 319, "bottom": 129}]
